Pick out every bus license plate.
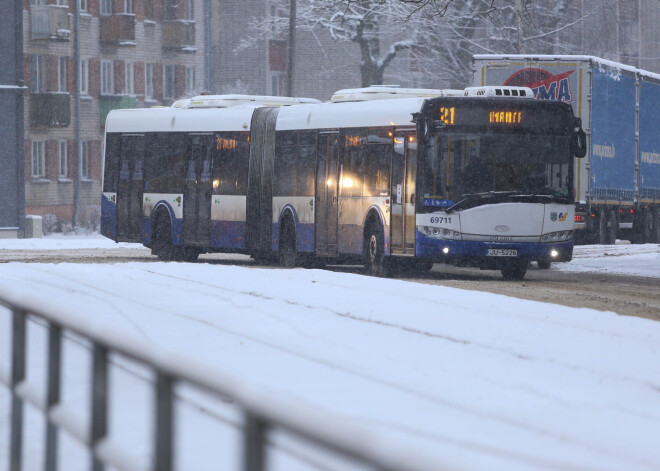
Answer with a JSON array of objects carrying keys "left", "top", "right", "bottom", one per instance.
[{"left": 487, "top": 249, "right": 518, "bottom": 257}]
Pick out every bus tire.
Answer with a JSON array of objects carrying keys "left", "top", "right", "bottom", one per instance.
[
  {"left": 537, "top": 259, "right": 551, "bottom": 269},
  {"left": 152, "top": 210, "right": 176, "bottom": 261},
  {"left": 364, "top": 221, "right": 387, "bottom": 277},
  {"left": 181, "top": 247, "right": 200, "bottom": 262},
  {"left": 279, "top": 217, "right": 297, "bottom": 268},
  {"left": 501, "top": 260, "right": 527, "bottom": 280},
  {"left": 412, "top": 260, "right": 434, "bottom": 273}
]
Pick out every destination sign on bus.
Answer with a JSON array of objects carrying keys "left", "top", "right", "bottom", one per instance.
[
  {"left": 428, "top": 100, "right": 572, "bottom": 132},
  {"left": 489, "top": 110, "right": 522, "bottom": 124},
  {"left": 438, "top": 107, "right": 455, "bottom": 125},
  {"left": 216, "top": 138, "right": 237, "bottom": 149},
  {"left": 435, "top": 106, "right": 524, "bottom": 126}
]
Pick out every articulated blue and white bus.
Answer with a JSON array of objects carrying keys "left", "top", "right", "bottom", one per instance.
[{"left": 101, "top": 87, "right": 586, "bottom": 279}]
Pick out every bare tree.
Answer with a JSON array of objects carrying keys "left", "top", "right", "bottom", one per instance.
[
  {"left": 238, "top": 0, "right": 615, "bottom": 93},
  {"left": 407, "top": 0, "right": 602, "bottom": 88},
  {"left": 239, "top": 0, "right": 430, "bottom": 87}
]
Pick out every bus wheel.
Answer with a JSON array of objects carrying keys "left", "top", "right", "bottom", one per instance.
[
  {"left": 152, "top": 212, "right": 175, "bottom": 261},
  {"left": 414, "top": 261, "right": 435, "bottom": 272},
  {"left": 364, "top": 222, "right": 387, "bottom": 277},
  {"left": 501, "top": 260, "right": 527, "bottom": 280},
  {"left": 279, "top": 218, "right": 297, "bottom": 268},
  {"left": 181, "top": 247, "right": 200, "bottom": 262},
  {"left": 537, "top": 259, "right": 551, "bottom": 269}
]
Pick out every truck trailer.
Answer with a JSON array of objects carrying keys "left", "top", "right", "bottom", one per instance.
[{"left": 473, "top": 55, "right": 660, "bottom": 244}]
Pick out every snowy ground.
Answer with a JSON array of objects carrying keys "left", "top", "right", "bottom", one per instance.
[
  {"left": 2, "top": 233, "right": 658, "bottom": 278},
  {"left": 0, "top": 235, "right": 659, "bottom": 471}
]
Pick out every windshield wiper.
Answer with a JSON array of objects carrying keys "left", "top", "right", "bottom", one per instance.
[
  {"left": 445, "top": 191, "right": 521, "bottom": 213},
  {"left": 445, "top": 191, "right": 570, "bottom": 213}
]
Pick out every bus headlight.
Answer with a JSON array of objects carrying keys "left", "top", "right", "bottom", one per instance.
[
  {"left": 419, "top": 226, "right": 461, "bottom": 240},
  {"left": 541, "top": 230, "right": 573, "bottom": 242}
]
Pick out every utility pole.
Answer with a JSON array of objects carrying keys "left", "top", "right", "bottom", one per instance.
[
  {"left": 286, "top": 0, "right": 296, "bottom": 97},
  {"left": 73, "top": 0, "right": 82, "bottom": 227}
]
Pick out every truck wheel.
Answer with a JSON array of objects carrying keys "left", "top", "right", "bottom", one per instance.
[
  {"left": 608, "top": 208, "right": 619, "bottom": 244},
  {"left": 598, "top": 210, "right": 612, "bottom": 245},
  {"left": 652, "top": 208, "right": 660, "bottom": 243},
  {"left": 279, "top": 217, "right": 297, "bottom": 268},
  {"left": 501, "top": 260, "right": 528, "bottom": 280},
  {"left": 632, "top": 209, "right": 648, "bottom": 244},
  {"left": 364, "top": 221, "right": 387, "bottom": 277}
]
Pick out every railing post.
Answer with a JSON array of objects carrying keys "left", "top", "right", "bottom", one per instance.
[
  {"left": 242, "top": 412, "right": 267, "bottom": 471},
  {"left": 90, "top": 344, "right": 108, "bottom": 471},
  {"left": 10, "top": 309, "right": 27, "bottom": 471},
  {"left": 154, "top": 373, "right": 175, "bottom": 471},
  {"left": 44, "top": 323, "right": 62, "bottom": 471}
]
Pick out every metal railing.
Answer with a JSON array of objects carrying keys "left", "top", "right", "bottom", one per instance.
[{"left": 0, "top": 287, "right": 441, "bottom": 471}]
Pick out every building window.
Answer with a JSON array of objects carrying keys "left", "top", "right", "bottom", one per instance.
[
  {"left": 81, "top": 141, "right": 89, "bottom": 179},
  {"left": 58, "top": 140, "right": 68, "bottom": 178},
  {"left": 30, "top": 0, "right": 47, "bottom": 5},
  {"left": 269, "top": 73, "right": 283, "bottom": 96},
  {"left": 124, "top": 0, "right": 133, "bottom": 14},
  {"left": 144, "top": 0, "right": 153, "bottom": 19},
  {"left": 185, "top": 66, "right": 195, "bottom": 95},
  {"left": 125, "top": 62, "right": 134, "bottom": 95},
  {"left": 100, "top": 0, "right": 112, "bottom": 16},
  {"left": 80, "top": 0, "right": 87, "bottom": 12},
  {"left": 164, "top": 65, "right": 175, "bottom": 99},
  {"left": 56, "top": 0, "right": 68, "bottom": 6},
  {"left": 184, "top": 0, "right": 193, "bottom": 20},
  {"left": 58, "top": 57, "right": 67, "bottom": 93},
  {"left": 101, "top": 60, "right": 114, "bottom": 95},
  {"left": 31, "top": 141, "right": 46, "bottom": 178},
  {"left": 30, "top": 55, "right": 46, "bottom": 93},
  {"left": 145, "top": 63, "right": 153, "bottom": 99},
  {"left": 80, "top": 59, "right": 89, "bottom": 95}
]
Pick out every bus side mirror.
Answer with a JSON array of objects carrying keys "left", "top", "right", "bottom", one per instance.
[{"left": 572, "top": 128, "right": 587, "bottom": 158}]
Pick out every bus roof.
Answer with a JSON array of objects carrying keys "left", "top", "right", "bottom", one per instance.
[
  {"left": 275, "top": 97, "right": 427, "bottom": 131},
  {"left": 104, "top": 106, "right": 257, "bottom": 133}
]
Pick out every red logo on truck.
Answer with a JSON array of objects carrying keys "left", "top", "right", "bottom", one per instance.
[{"left": 504, "top": 68, "right": 574, "bottom": 102}]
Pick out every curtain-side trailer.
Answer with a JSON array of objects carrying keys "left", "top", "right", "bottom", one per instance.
[{"left": 473, "top": 55, "right": 660, "bottom": 244}]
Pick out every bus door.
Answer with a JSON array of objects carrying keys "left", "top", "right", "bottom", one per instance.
[
  {"left": 390, "top": 132, "right": 417, "bottom": 255},
  {"left": 183, "top": 134, "right": 213, "bottom": 246},
  {"left": 315, "top": 132, "right": 339, "bottom": 256},
  {"left": 116, "top": 134, "right": 145, "bottom": 242}
]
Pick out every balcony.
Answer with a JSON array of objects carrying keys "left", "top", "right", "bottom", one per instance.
[
  {"left": 162, "top": 20, "right": 196, "bottom": 52},
  {"left": 30, "top": 5, "right": 70, "bottom": 41},
  {"left": 100, "top": 95, "right": 138, "bottom": 128},
  {"left": 30, "top": 93, "right": 71, "bottom": 127},
  {"left": 100, "top": 14, "right": 136, "bottom": 46}
]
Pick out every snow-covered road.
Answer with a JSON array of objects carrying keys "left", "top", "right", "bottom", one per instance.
[{"left": 0, "top": 237, "right": 659, "bottom": 470}]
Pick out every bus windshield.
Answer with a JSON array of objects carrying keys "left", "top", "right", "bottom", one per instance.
[{"left": 420, "top": 130, "right": 573, "bottom": 212}]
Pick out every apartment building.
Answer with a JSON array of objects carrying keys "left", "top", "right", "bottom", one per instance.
[
  {"left": 23, "top": 0, "right": 208, "bottom": 228},
  {"left": 0, "top": 2, "right": 25, "bottom": 237}
]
